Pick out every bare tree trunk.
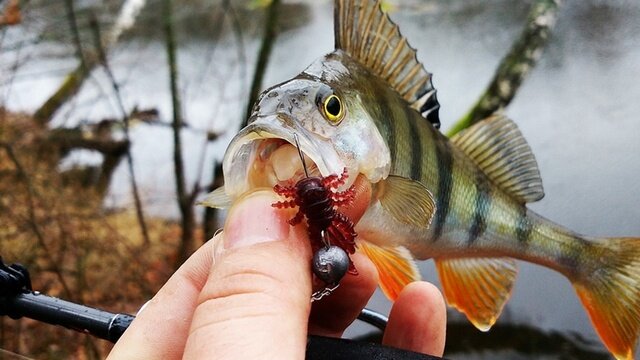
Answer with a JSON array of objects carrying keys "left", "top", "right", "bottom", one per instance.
[
  {"left": 164, "top": 0, "right": 196, "bottom": 266},
  {"left": 447, "top": 0, "right": 561, "bottom": 137},
  {"left": 243, "top": 0, "right": 281, "bottom": 124}
]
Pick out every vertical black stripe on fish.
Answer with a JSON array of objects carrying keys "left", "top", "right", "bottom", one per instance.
[
  {"left": 432, "top": 136, "right": 453, "bottom": 241},
  {"left": 376, "top": 90, "right": 398, "bottom": 166},
  {"left": 468, "top": 172, "right": 492, "bottom": 244},
  {"left": 404, "top": 106, "right": 423, "bottom": 180},
  {"left": 515, "top": 205, "right": 532, "bottom": 244}
]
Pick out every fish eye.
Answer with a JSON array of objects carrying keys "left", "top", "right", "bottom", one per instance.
[{"left": 321, "top": 94, "right": 344, "bottom": 124}]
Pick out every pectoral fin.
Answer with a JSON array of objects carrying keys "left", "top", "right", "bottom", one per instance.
[
  {"left": 359, "top": 242, "right": 421, "bottom": 301},
  {"left": 198, "top": 186, "right": 232, "bottom": 209},
  {"left": 435, "top": 257, "right": 518, "bottom": 331},
  {"left": 375, "top": 176, "right": 436, "bottom": 229}
]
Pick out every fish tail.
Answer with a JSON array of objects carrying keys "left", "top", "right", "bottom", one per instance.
[{"left": 574, "top": 237, "right": 640, "bottom": 360}]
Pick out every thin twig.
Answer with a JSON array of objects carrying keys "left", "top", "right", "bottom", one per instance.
[
  {"left": 33, "top": 0, "right": 146, "bottom": 125},
  {"left": 64, "top": 0, "right": 86, "bottom": 69},
  {"left": 89, "top": 14, "right": 151, "bottom": 245},
  {"left": 0, "top": 141, "right": 73, "bottom": 299},
  {"left": 447, "top": 0, "right": 561, "bottom": 136}
]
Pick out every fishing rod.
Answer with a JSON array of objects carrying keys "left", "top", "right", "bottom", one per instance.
[
  {"left": 0, "top": 257, "right": 133, "bottom": 342},
  {"left": 0, "top": 257, "right": 443, "bottom": 359}
]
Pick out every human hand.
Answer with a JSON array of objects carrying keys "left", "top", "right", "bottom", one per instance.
[{"left": 107, "top": 190, "right": 446, "bottom": 359}]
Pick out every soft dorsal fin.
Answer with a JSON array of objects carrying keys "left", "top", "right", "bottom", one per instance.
[
  {"left": 334, "top": 0, "right": 440, "bottom": 128},
  {"left": 451, "top": 114, "right": 544, "bottom": 203}
]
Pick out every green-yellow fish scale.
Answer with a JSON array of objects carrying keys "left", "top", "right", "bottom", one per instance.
[{"left": 349, "top": 55, "right": 590, "bottom": 279}]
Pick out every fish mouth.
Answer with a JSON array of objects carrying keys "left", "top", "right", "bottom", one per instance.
[{"left": 222, "top": 116, "right": 352, "bottom": 199}]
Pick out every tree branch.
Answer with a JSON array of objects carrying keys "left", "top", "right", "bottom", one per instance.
[
  {"left": 33, "top": 63, "right": 94, "bottom": 126},
  {"left": 64, "top": 0, "right": 87, "bottom": 69},
  {"left": 33, "top": 0, "right": 147, "bottom": 125},
  {"left": 47, "top": 128, "right": 129, "bottom": 155},
  {"left": 447, "top": 0, "right": 561, "bottom": 137}
]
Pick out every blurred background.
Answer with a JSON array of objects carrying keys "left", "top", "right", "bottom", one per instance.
[{"left": 1, "top": 0, "right": 638, "bottom": 358}]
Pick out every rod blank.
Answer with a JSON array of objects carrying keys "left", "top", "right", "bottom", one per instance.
[{"left": 1, "top": 291, "right": 134, "bottom": 343}]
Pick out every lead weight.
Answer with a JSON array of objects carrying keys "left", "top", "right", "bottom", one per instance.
[{"left": 312, "top": 245, "right": 350, "bottom": 285}]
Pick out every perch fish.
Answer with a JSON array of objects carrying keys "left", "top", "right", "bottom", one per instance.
[{"left": 202, "top": 1, "right": 640, "bottom": 358}]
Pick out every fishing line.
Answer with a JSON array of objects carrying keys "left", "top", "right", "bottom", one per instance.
[{"left": 293, "top": 133, "right": 309, "bottom": 178}]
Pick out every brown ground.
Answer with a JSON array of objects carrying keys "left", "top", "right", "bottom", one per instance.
[{"left": 0, "top": 109, "right": 196, "bottom": 359}]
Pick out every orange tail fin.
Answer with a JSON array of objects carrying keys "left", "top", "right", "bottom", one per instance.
[{"left": 574, "top": 237, "right": 640, "bottom": 360}]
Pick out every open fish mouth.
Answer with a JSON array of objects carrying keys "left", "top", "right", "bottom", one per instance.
[{"left": 222, "top": 116, "right": 353, "bottom": 200}]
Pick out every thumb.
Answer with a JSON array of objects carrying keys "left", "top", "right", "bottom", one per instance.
[{"left": 183, "top": 190, "right": 312, "bottom": 359}]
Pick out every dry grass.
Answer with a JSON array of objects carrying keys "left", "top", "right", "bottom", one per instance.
[{"left": 0, "top": 109, "right": 197, "bottom": 359}]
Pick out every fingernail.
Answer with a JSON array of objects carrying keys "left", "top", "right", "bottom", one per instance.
[{"left": 223, "top": 190, "right": 291, "bottom": 249}]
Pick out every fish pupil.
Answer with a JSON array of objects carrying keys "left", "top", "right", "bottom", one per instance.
[{"left": 326, "top": 96, "right": 341, "bottom": 117}]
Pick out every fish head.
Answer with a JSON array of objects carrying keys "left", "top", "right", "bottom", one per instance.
[{"left": 223, "top": 53, "right": 391, "bottom": 199}]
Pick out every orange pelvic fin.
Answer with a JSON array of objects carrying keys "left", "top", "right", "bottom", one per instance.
[
  {"left": 574, "top": 237, "right": 640, "bottom": 360},
  {"left": 435, "top": 257, "right": 518, "bottom": 331},
  {"left": 359, "top": 242, "right": 421, "bottom": 301}
]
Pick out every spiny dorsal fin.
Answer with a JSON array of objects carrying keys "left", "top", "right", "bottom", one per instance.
[
  {"left": 334, "top": 0, "right": 440, "bottom": 128},
  {"left": 451, "top": 114, "right": 544, "bottom": 203},
  {"left": 435, "top": 257, "right": 518, "bottom": 331}
]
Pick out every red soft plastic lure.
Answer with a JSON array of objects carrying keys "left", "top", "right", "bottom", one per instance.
[{"left": 272, "top": 167, "right": 358, "bottom": 274}]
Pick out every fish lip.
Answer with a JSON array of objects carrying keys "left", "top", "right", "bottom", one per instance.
[{"left": 222, "top": 114, "right": 347, "bottom": 199}]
